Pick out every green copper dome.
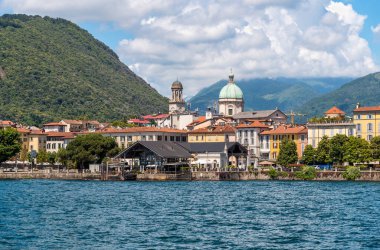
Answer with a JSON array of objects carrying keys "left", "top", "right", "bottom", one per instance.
[{"left": 219, "top": 73, "right": 243, "bottom": 99}]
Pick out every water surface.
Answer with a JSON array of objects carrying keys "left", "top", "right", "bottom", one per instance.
[{"left": 0, "top": 180, "right": 379, "bottom": 249}]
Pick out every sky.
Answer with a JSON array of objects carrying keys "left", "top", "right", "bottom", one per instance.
[{"left": 1, "top": 0, "right": 380, "bottom": 97}]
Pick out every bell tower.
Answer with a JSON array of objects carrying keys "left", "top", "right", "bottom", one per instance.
[{"left": 169, "top": 80, "right": 186, "bottom": 114}]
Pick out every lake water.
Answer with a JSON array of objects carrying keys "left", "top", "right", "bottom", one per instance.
[{"left": 0, "top": 180, "right": 379, "bottom": 249}]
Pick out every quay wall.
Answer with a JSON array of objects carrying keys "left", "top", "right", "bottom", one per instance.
[{"left": 0, "top": 171, "right": 101, "bottom": 180}]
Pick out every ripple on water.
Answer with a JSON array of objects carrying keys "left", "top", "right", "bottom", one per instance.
[{"left": 0, "top": 180, "right": 379, "bottom": 249}]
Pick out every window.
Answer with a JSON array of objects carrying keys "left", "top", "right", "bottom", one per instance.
[
  {"left": 357, "top": 124, "right": 361, "bottom": 132},
  {"left": 176, "top": 136, "right": 180, "bottom": 142},
  {"left": 47, "top": 144, "right": 50, "bottom": 149},
  {"left": 149, "top": 135, "right": 153, "bottom": 141},
  {"left": 312, "top": 140, "right": 315, "bottom": 148},
  {"left": 170, "top": 136, "right": 175, "bottom": 141},
  {"left": 368, "top": 114, "right": 372, "bottom": 119},
  {"left": 52, "top": 143, "right": 56, "bottom": 149},
  {"left": 368, "top": 135, "right": 373, "bottom": 141},
  {"left": 301, "top": 135, "right": 305, "bottom": 141},
  {"left": 127, "top": 136, "right": 132, "bottom": 142},
  {"left": 182, "top": 136, "right": 187, "bottom": 142},
  {"left": 339, "top": 128, "right": 342, "bottom": 134},
  {"left": 330, "top": 129, "right": 334, "bottom": 136},
  {"left": 348, "top": 128, "right": 353, "bottom": 136},
  {"left": 157, "top": 136, "right": 163, "bottom": 141},
  {"left": 142, "top": 135, "right": 146, "bottom": 141},
  {"left": 368, "top": 123, "right": 373, "bottom": 132},
  {"left": 292, "top": 135, "right": 295, "bottom": 140},
  {"left": 196, "top": 135, "right": 199, "bottom": 141},
  {"left": 120, "top": 136, "right": 125, "bottom": 142},
  {"left": 357, "top": 115, "right": 361, "bottom": 119}
]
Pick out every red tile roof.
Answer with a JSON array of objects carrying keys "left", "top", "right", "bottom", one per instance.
[
  {"left": 99, "top": 127, "right": 187, "bottom": 134},
  {"left": 187, "top": 116, "right": 207, "bottom": 127},
  {"left": 61, "top": 120, "right": 83, "bottom": 125},
  {"left": 46, "top": 132, "right": 75, "bottom": 138},
  {"left": 0, "top": 120, "right": 15, "bottom": 126},
  {"left": 128, "top": 119, "right": 150, "bottom": 124},
  {"left": 143, "top": 114, "right": 170, "bottom": 120},
  {"left": 189, "top": 125, "right": 236, "bottom": 134},
  {"left": 260, "top": 125, "right": 307, "bottom": 135},
  {"left": 236, "top": 120, "right": 269, "bottom": 128},
  {"left": 44, "top": 122, "right": 67, "bottom": 126},
  {"left": 325, "top": 106, "right": 345, "bottom": 115},
  {"left": 16, "top": 128, "right": 30, "bottom": 133},
  {"left": 354, "top": 105, "right": 380, "bottom": 112}
]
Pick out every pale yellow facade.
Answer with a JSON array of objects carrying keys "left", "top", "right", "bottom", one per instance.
[
  {"left": 188, "top": 133, "right": 232, "bottom": 143},
  {"left": 353, "top": 108, "right": 380, "bottom": 141},
  {"left": 307, "top": 122, "right": 355, "bottom": 148}
]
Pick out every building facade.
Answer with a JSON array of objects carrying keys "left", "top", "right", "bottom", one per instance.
[{"left": 353, "top": 104, "right": 380, "bottom": 141}]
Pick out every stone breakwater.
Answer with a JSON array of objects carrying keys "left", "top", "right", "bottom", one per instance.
[{"left": 1, "top": 170, "right": 380, "bottom": 181}]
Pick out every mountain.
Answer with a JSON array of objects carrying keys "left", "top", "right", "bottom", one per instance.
[
  {"left": 299, "top": 72, "right": 380, "bottom": 117},
  {"left": 189, "top": 77, "right": 352, "bottom": 113},
  {"left": 0, "top": 14, "right": 168, "bottom": 126}
]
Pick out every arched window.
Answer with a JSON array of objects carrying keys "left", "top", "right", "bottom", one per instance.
[
  {"left": 228, "top": 105, "right": 234, "bottom": 116},
  {"left": 357, "top": 124, "right": 361, "bottom": 131}
]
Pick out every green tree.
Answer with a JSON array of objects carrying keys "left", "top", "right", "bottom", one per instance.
[
  {"left": 268, "top": 167, "right": 279, "bottom": 179},
  {"left": 370, "top": 136, "right": 380, "bottom": 160},
  {"left": 343, "top": 136, "right": 371, "bottom": 165},
  {"left": 36, "top": 149, "right": 48, "bottom": 163},
  {"left": 0, "top": 128, "right": 21, "bottom": 163},
  {"left": 277, "top": 138, "right": 298, "bottom": 167},
  {"left": 65, "top": 134, "right": 119, "bottom": 169},
  {"left": 316, "top": 136, "right": 331, "bottom": 164},
  {"left": 295, "top": 166, "right": 317, "bottom": 180},
  {"left": 329, "top": 134, "right": 349, "bottom": 164},
  {"left": 343, "top": 166, "right": 361, "bottom": 180},
  {"left": 302, "top": 145, "right": 317, "bottom": 165},
  {"left": 47, "top": 152, "right": 57, "bottom": 166}
]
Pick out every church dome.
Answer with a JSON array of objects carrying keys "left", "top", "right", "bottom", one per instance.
[
  {"left": 219, "top": 73, "right": 243, "bottom": 99},
  {"left": 171, "top": 80, "right": 183, "bottom": 89}
]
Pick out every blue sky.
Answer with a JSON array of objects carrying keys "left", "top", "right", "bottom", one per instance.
[{"left": 1, "top": 0, "right": 380, "bottom": 96}]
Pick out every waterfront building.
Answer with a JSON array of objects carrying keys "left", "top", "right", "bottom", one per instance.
[
  {"left": 236, "top": 120, "right": 270, "bottom": 167},
  {"left": 46, "top": 132, "right": 75, "bottom": 153},
  {"left": 353, "top": 104, "right": 380, "bottom": 141},
  {"left": 187, "top": 125, "right": 236, "bottom": 143},
  {"left": 114, "top": 141, "right": 247, "bottom": 172},
  {"left": 307, "top": 106, "right": 355, "bottom": 148},
  {"left": 0, "top": 120, "right": 15, "bottom": 128},
  {"left": 43, "top": 122, "right": 67, "bottom": 132},
  {"left": 218, "top": 72, "right": 244, "bottom": 117},
  {"left": 16, "top": 128, "right": 47, "bottom": 155},
  {"left": 260, "top": 125, "right": 308, "bottom": 161},
  {"left": 98, "top": 127, "right": 188, "bottom": 149}
]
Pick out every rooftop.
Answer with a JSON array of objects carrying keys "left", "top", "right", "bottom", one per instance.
[
  {"left": 260, "top": 125, "right": 307, "bottom": 135},
  {"left": 354, "top": 105, "right": 380, "bottom": 112},
  {"left": 325, "top": 106, "right": 345, "bottom": 115}
]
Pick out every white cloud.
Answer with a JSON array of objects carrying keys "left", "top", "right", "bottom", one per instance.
[{"left": 1, "top": 0, "right": 378, "bottom": 96}]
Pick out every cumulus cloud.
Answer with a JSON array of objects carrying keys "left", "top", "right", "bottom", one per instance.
[{"left": 1, "top": 0, "right": 378, "bottom": 96}]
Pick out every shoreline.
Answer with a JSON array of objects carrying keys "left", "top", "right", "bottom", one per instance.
[{"left": 1, "top": 170, "right": 380, "bottom": 181}]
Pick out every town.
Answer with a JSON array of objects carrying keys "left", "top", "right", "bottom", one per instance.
[{"left": 1, "top": 72, "right": 380, "bottom": 181}]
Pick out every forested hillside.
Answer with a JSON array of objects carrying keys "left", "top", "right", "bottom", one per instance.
[{"left": 0, "top": 14, "right": 167, "bottom": 125}]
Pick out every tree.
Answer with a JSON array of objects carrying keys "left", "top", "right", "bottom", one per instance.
[
  {"left": 316, "top": 136, "right": 331, "bottom": 164},
  {"left": 302, "top": 145, "right": 317, "bottom": 165},
  {"left": 0, "top": 128, "right": 21, "bottom": 163},
  {"left": 64, "top": 134, "right": 119, "bottom": 169},
  {"left": 370, "top": 136, "right": 380, "bottom": 160},
  {"left": 343, "top": 136, "right": 371, "bottom": 165},
  {"left": 295, "top": 166, "right": 317, "bottom": 180},
  {"left": 47, "top": 152, "right": 57, "bottom": 166},
  {"left": 277, "top": 138, "right": 298, "bottom": 167},
  {"left": 36, "top": 149, "right": 48, "bottom": 163},
  {"left": 329, "top": 134, "right": 349, "bottom": 164}
]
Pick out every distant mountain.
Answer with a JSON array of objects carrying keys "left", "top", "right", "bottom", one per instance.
[
  {"left": 189, "top": 77, "right": 352, "bottom": 113},
  {"left": 299, "top": 72, "right": 380, "bottom": 117},
  {"left": 0, "top": 14, "right": 168, "bottom": 126}
]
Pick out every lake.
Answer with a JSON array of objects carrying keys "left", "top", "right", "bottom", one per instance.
[{"left": 0, "top": 180, "right": 379, "bottom": 249}]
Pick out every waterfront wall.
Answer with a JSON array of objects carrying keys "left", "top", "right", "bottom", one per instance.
[{"left": 0, "top": 171, "right": 101, "bottom": 180}]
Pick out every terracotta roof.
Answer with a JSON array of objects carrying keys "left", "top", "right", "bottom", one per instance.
[
  {"left": 128, "top": 119, "right": 150, "bottom": 124},
  {"left": 0, "top": 120, "right": 14, "bottom": 126},
  {"left": 325, "top": 106, "right": 345, "bottom": 115},
  {"left": 143, "top": 114, "right": 170, "bottom": 120},
  {"left": 354, "top": 105, "right": 380, "bottom": 112},
  {"left": 46, "top": 132, "right": 75, "bottom": 138},
  {"left": 187, "top": 116, "right": 207, "bottom": 127},
  {"left": 17, "top": 128, "right": 30, "bottom": 133},
  {"left": 236, "top": 120, "right": 269, "bottom": 128},
  {"left": 189, "top": 125, "right": 236, "bottom": 134},
  {"left": 99, "top": 127, "right": 187, "bottom": 134},
  {"left": 61, "top": 120, "right": 83, "bottom": 125},
  {"left": 44, "top": 122, "right": 67, "bottom": 126},
  {"left": 260, "top": 125, "right": 307, "bottom": 135}
]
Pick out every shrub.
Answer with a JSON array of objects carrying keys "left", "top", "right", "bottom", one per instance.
[
  {"left": 268, "top": 167, "right": 279, "bottom": 179},
  {"left": 295, "top": 166, "right": 317, "bottom": 180},
  {"left": 343, "top": 166, "right": 361, "bottom": 181}
]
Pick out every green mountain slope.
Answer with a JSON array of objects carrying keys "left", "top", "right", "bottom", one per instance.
[
  {"left": 0, "top": 14, "right": 167, "bottom": 125},
  {"left": 299, "top": 72, "right": 380, "bottom": 117},
  {"left": 189, "top": 77, "right": 351, "bottom": 113}
]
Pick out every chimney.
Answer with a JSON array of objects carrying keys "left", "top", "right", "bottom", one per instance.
[{"left": 356, "top": 102, "right": 360, "bottom": 109}]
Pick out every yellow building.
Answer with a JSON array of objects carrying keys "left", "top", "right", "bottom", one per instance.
[
  {"left": 353, "top": 104, "right": 380, "bottom": 141},
  {"left": 16, "top": 128, "right": 47, "bottom": 160},
  {"left": 260, "top": 125, "right": 308, "bottom": 161},
  {"left": 187, "top": 126, "right": 236, "bottom": 143}
]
